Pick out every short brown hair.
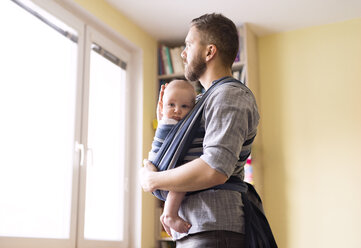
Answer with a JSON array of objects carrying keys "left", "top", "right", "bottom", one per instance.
[{"left": 191, "top": 13, "right": 239, "bottom": 69}]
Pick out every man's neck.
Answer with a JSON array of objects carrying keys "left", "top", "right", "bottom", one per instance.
[{"left": 199, "top": 66, "right": 233, "bottom": 90}]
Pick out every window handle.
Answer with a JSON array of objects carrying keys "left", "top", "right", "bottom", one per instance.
[{"left": 75, "top": 142, "right": 84, "bottom": 166}]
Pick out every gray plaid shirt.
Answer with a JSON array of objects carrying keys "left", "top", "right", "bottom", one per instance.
[{"left": 172, "top": 80, "right": 259, "bottom": 240}]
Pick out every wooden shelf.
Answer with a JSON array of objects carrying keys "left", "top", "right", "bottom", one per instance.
[
  {"left": 159, "top": 237, "right": 173, "bottom": 242},
  {"left": 158, "top": 72, "right": 185, "bottom": 80}
]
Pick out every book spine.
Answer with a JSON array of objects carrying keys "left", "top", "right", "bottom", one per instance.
[
  {"left": 170, "top": 46, "right": 184, "bottom": 74},
  {"left": 165, "top": 46, "right": 174, "bottom": 74},
  {"left": 238, "top": 26, "right": 245, "bottom": 62},
  {"left": 161, "top": 45, "right": 171, "bottom": 74},
  {"left": 158, "top": 46, "right": 165, "bottom": 75}
]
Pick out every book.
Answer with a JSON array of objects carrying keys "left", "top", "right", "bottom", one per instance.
[
  {"left": 164, "top": 45, "right": 174, "bottom": 74},
  {"left": 238, "top": 26, "right": 245, "bottom": 63},
  {"left": 161, "top": 45, "right": 171, "bottom": 74},
  {"left": 170, "top": 46, "right": 185, "bottom": 74},
  {"left": 166, "top": 46, "right": 174, "bottom": 74},
  {"left": 158, "top": 46, "right": 165, "bottom": 75},
  {"left": 233, "top": 70, "right": 240, "bottom": 80},
  {"left": 240, "top": 64, "right": 246, "bottom": 84}
]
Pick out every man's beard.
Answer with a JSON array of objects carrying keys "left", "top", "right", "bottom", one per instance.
[{"left": 184, "top": 52, "right": 206, "bottom": 82}]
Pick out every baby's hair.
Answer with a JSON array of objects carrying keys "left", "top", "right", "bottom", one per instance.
[{"left": 166, "top": 80, "right": 196, "bottom": 104}]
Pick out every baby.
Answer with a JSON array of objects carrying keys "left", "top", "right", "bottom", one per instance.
[{"left": 148, "top": 79, "right": 196, "bottom": 236}]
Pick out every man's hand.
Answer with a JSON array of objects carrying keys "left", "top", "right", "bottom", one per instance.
[
  {"left": 140, "top": 158, "right": 227, "bottom": 193},
  {"left": 140, "top": 159, "right": 158, "bottom": 192}
]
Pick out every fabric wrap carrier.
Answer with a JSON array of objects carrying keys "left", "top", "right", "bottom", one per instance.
[{"left": 151, "top": 76, "right": 277, "bottom": 248}]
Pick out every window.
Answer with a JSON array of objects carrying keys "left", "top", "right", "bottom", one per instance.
[
  {"left": 0, "top": 0, "right": 78, "bottom": 241},
  {"left": 0, "top": 1, "right": 140, "bottom": 247},
  {"left": 84, "top": 43, "right": 127, "bottom": 242}
]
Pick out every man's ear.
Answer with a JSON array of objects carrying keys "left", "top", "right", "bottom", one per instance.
[{"left": 205, "top": 44, "right": 217, "bottom": 62}]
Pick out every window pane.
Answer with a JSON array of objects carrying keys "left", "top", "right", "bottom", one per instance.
[
  {"left": 84, "top": 47, "right": 126, "bottom": 241},
  {"left": 0, "top": 0, "right": 77, "bottom": 239}
]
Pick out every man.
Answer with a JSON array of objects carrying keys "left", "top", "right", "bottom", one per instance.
[{"left": 141, "top": 13, "right": 259, "bottom": 247}]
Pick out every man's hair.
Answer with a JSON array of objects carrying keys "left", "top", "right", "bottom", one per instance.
[{"left": 191, "top": 13, "right": 239, "bottom": 69}]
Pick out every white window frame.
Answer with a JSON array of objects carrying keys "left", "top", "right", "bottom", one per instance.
[
  {"left": 77, "top": 26, "right": 131, "bottom": 248},
  {"left": 0, "top": 0, "right": 143, "bottom": 247}
]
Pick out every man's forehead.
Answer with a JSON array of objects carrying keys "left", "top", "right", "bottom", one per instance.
[{"left": 185, "top": 26, "right": 198, "bottom": 42}]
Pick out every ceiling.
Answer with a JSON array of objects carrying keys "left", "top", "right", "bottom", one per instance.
[{"left": 106, "top": 0, "right": 361, "bottom": 43}]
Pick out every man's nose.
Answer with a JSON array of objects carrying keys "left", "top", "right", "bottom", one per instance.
[{"left": 181, "top": 49, "right": 186, "bottom": 60}]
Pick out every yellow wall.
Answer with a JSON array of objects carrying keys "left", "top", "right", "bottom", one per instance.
[
  {"left": 258, "top": 19, "right": 361, "bottom": 247},
  {"left": 73, "top": 1, "right": 158, "bottom": 247}
]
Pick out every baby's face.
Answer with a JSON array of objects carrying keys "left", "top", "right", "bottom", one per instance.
[{"left": 162, "top": 87, "right": 194, "bottom": 121}]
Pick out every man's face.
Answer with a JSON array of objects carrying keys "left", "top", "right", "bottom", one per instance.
[{"left": 182, "top": 26, "right": 207, "bottom": 82}]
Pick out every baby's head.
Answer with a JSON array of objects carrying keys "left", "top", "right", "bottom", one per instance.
[{"left": 162, "top": 80, "right": 196, "bottom": 121}]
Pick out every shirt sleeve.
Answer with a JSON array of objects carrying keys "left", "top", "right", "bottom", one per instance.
[{"left": 200, "top": 83, "right": 259, "bottom": 178}]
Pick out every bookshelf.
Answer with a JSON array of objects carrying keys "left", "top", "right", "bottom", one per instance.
[{"left": 154, "top": 23, "right": 261, "bottom": 248}]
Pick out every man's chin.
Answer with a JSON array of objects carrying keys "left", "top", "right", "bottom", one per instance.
[{"left": 185, "top": 72, "right": 197, "bottom": 82}]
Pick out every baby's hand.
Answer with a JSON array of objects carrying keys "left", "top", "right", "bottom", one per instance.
[{"left": 157, "top": 83, "right": 168, "bottom": 121}]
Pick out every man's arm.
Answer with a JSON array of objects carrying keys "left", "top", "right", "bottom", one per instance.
[{"left": 140, "top": 158, "right": 227, "bottom": 193}]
